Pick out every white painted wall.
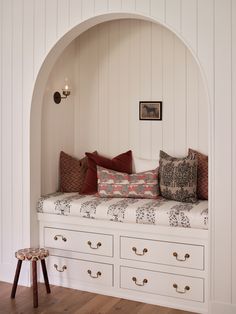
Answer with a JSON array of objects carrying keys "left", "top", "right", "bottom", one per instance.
[
  {"left": 41, "top": 42, "right": 75, "bottom": 195},
  {"left": 0, "top": 1, "right": 235, "bottom": 313},
  {"left": 74, "top": 20, "right": 208, "bottom": 160}
]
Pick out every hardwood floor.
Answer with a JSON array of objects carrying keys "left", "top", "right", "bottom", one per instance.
[{"left": 0, "top": 281, "right": 197, "bottom": 314}]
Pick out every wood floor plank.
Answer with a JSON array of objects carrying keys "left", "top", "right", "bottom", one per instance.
[{"left": 0, "top": 281, "right": 197, "bottom": 314}]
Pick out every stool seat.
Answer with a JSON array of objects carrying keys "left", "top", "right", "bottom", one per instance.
[{"left": 15, "top": 248, "right": 49, "bottom": 261}]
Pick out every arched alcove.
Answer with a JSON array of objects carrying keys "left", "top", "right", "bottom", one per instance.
[{"left": 30, "top": 15, "right": 211, "bottom": 308}]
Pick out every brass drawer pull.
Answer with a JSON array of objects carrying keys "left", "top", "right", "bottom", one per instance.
[
  {"left": 132, "top": 277, "right": 148, "bottom": 286},
  {"left": 132, "top": 247, "right": 148, "bottom": 256},
  {"left": 54, "top": 264, "right": 67, "bottom": 272},
  {"left": 173, "top": 252, "right": 190, "bottom": 261},
  {"left": 87, "top": 241, "right": 102, "bottom": 249},
  {"left": 54, "top": 234, "right": 67, "bottom": 242},
  {"left": 87, "top": 269, "right": 101, "bottom": 278},
  {"left": 173, "top": 283, "right": 190, "bottom": 294}
]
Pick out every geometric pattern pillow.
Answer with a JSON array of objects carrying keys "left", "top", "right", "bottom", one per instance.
[
  {"left": 97, "top": 166, "right": 159, "bottom": 199},
  {"left": 189, "top": 148, "right": 208, "bottom": 200},
  {"left": 59, "top": 151, "right": 90, "bottom": 193},
  {"left": 159, "top": 150, "right": 198, "bottom": 203}
]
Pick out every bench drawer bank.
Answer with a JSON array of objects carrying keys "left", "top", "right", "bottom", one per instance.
[{"left": 38, "top": 217, "right": 208, "bottom": 313}]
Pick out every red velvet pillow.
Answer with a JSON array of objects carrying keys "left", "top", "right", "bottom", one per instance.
[{"left": 81, "top": 150, "right": 133, "bottom": 194}]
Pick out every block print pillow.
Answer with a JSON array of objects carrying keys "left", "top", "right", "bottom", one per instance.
[
  {"left": 81, "top": 150, "right": 133, "bottom": 194},
  {"left": 159, "top": 150, "right": 198, "bottom": 203},
  {"left": 97, "top": 166, "right": 160, "bottom": 199},
  {"left": 189, "top": 148, "right": 208, "bottom": 200}
]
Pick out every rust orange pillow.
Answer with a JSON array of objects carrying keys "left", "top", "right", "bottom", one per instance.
[
  {"left": 189, "top": 148, "right": 208, "bottom": 200},
  {"left": 81, "top": 150, "right": 133, "bottom": 194},
  {"left": 59, "top": 151, "right": 90, "bottom": 193}
]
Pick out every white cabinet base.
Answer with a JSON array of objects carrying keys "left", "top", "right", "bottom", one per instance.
[{"left": 38, "top": 214, "right": 208, "bottom": 314}]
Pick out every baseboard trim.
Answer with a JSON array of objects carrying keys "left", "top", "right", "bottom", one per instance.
[
  {"left": 210, "top": 301, "right": 236, "bottom": 314},
  {"left": 0, "top": 262, "right": 31, "bottom": 286}
]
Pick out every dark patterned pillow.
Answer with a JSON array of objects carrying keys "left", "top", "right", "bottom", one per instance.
[
  {"left": 159, "top": 150, "right": 198, "bottom": 203},
  {"left": 189, "top": 148, "right": 208, "bottom": 200}
]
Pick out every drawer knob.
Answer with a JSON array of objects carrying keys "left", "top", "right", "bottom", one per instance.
[
  {"left": 87, "top": 241, "right": 102, "bottom": 249},
  {"left": 173, "top": 283, "right": 190, "bottom": 294},
  {"left": 54, "top": 235, "right": 67, "bottom": 242},
  {"left": 173, "top": 252, "right": 190, "bottom": 261},
  {"left": 132, "top": 277, "right": 148, "bottom": 286},
  {"left": 54, "top": 264, "right": 67, "bottom": 272},
  {"left": 87, "top": 269, "right": 102, "bottom": 278},
  {"left": 132, "top": 247, "right": 148, "bottom": 256}
]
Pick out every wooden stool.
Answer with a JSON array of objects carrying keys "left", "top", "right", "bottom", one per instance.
[{"left": 11, "top": 248, "right": 51, "bottom": 308}]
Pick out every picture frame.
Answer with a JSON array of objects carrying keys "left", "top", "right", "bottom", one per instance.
[{"left": 139, "top": 101, "right": 162, "bottom": 121}]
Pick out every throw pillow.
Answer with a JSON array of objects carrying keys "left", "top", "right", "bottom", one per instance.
[
  {"left": 81, "top": 150, "right": 133, "bottom": 194},
  {"left": 189, "top": 148, "right": 208, "bottom": 200},
  {"left": 133, "top": 156, "right": 158, "bottom": 173},
  {"left": 159, "top": 150, "right": 198, "bottom": 203},
  {"left": 59, "top": 151, "right": 88, "bottom": 193},
  {"left": 97, "top": 166, "right": 159, "bottom": 198}
]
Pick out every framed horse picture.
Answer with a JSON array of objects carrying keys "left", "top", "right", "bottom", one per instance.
[{"left": 139, "top": 101, "right": 162, "bottom": 121}]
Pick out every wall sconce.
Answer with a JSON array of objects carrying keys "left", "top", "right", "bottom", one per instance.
[{"left": 53, "top": 84, "right": 71, "bottom": 104}]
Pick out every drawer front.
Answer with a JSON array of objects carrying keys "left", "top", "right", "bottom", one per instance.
[
  {"left": 44, "top": 227, "right": 113, "bottom": 257},
  {"left": 48, "top": 255, "right": 113, "bottom": 287},
  {"left": 120, "top": 236, "right": 204, "bottom": 270},
  {"left": 120, "top": 266, "right": 204, "bottom": 302}
]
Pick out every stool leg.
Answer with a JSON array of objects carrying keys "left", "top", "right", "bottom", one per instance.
[
  {"left": 32, "top": 261, "right": 38, "bottom": 308},
  {"left": 41, "top": 259, "right": 51, "bottom": 293},
  {"left": 11, "top": 260, "right": 22, "bottom": 299}
]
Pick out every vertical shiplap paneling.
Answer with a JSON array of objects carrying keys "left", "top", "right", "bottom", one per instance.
[
  {"left": 108, "top": 21, "right": 120, "bottom": 155},
  {"left": 95, "top": 0, "right": 108, "bottom": 15},
  {"left": 23, "top": 0, "right": 34, "bottom": 247},
  {"left": 186, "top": 50, "right": 198, "bottom": 151},
  {"left": 108, "top": 0, "right": 121, "bottom": 11},
  {"left": 34, "top": 0, "right": 46, "bottom": 79},
  {"left": 97, "top": 22, "right": 109, "bottom": 154},
  {"left": 232, "top": 0, "right": 236, "bottom": 304},
  {"left": 12, "top": 0, "right": 23, "bottom": 256},
  {"left": 82, "top": 0, "right": 95, "bottom": 20},
  {"left": 121, "top": 0, "right": 135, "bottom": 12},
  {"left": 129, "top": 20, "right": 140, "bottom": 157},
  {"left": 45, "top": 0, "right": 58, "bottom": 52},
  {"left": 165, "top": 0, "right": 181, "bottom": 32},
  {"left": 69, "top": 0, "right": 82, "bottom": 28},
  {"left": 139, "top": 21, "right": 152, "bottom": 159},
  {"left": 135, "top": 0, "right": 150, "bottom": 15},
  {"left": 162, "top": 28, "right": 174, "bottom": 155},
  {"left": 151, "top": 23, "right": 163, "bottom": 158},
  {"left": 181, "top": 0, "right": 197, "bottom": 52},
  {"left": 150, "top": 0, "right": 165, "bottom": 22},
  {"left": 58, "top": 0, "right": 69, "bottom": 39},
  {"left": 198, "top": 71, "right": 208, "bottom": 153},
  {"left": 174, "top": 38, "right": 186, "bottom": 156},
  {"left": 1, "top": 0, "right": 13, "bottom": 263},
  {"left": 119, "top": 20, "right": 130, "bottom": 152},
  {"left": 214, "top": 0, "right": 232, "bottom": 303},
  {"left": 197, "top": 0, "right": 214, "bottom": 103}
]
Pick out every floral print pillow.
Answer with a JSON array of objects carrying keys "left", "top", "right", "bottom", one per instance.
[
  {"left": 159, "top": 150, "right": 198, "bottom": 203},
  {"left": 97, "top": 166, "right": 159, "bottom": 199}
]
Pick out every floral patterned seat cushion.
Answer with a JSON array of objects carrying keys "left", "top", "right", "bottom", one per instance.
[
  {"left": 37, "top": 192, "right": 208, "bottom": 229},
  {"left": 15, "top": 248, "right": 49, "bottom": 261},
  {"left": 159, "top": 150, "right": 198, "bottom": 203}
]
